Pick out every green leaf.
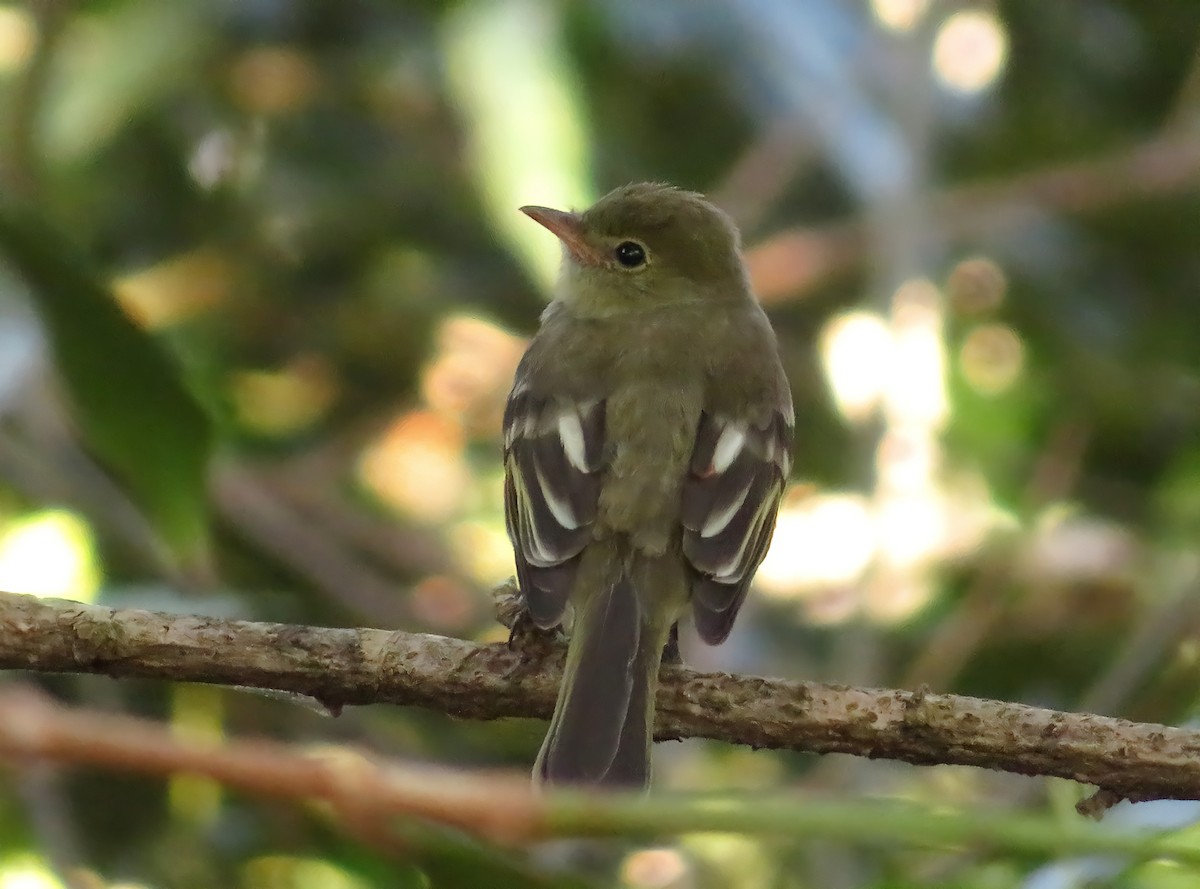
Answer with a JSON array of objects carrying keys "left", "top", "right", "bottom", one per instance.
[
  {"left": 0, "top": 201, "right": 213, "bottom": 563},
  {"left": 38, "top": 0, "right": 217, "bottom": 164},
  {"left": 441, "top": 0, "right": 595, "bottom": 293}
]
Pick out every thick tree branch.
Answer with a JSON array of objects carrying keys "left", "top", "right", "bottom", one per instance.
[{"left": 2, "top": 590, "right": 1199, "bottom": 807}]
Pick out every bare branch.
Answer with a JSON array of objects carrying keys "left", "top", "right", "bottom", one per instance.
[
  {"left": 0, "top": 684, "right": 542, "bottom": 846},
  {"left": 746, "top": 133, "right": 1200, "bottom": 303},
  {"left": 9, "top": 682, "right": 1200, "bottom": 863},
  {"left": 2, "top": 590, "right": 1199, "bottom": 806}
]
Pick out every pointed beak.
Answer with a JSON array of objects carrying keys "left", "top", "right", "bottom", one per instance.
[{"left": 519, "top": 205, "right": 604, "bottom": 265}]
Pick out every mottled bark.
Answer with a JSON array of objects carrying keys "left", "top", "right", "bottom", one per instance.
[{"left": 3, "top": 590, "right": 1198, "bottom": 805}]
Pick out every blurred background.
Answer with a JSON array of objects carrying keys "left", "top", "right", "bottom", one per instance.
[{"left": 1, "top": 0, "right": 1200, "bottom": 886}]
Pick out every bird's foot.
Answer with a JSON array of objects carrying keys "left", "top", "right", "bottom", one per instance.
[
  {"left": 506, "top": 605, "right": 566, "bottom": 655},
  {"left": 492, "top": 578, "right": 525, "bottom": 630}
]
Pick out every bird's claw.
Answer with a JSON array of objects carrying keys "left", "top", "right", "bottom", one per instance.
[{"left": 506, "top": 608, "right": 565, "bottom": 652}]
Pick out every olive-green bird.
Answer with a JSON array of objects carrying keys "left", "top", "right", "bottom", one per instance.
[{"left": 503, "top": 182, "right": 793, "bottom": 788}]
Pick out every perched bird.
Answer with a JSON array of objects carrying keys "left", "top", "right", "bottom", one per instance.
[{"left": 503, "top": 183, "right": 793, "bottom": 788}]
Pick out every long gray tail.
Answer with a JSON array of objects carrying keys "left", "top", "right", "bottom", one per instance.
[{"left": 534, "top": 572, "right": 665, "bottom": 788}]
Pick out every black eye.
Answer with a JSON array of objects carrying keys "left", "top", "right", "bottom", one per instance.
[{"left": 614, "top": 241, "right": 646, "bottom": 268}]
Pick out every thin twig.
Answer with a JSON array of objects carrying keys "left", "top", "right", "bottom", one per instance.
[{"left": 210, "top": 465, "right": 412, "bottom": 626}]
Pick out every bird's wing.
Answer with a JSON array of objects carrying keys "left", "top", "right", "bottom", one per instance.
[
  {"left": 503, "top": 384, "right": 606, "bottom": 627},
  {"left": 681, "top": 406, "right": 793, "bottom": 644}
]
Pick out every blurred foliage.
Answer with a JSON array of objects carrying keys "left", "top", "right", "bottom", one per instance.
[
  {"left": 0, "top": 201, "right": 213, "bottom": 563},
  {"left": 1, "top": 0, "right": 1200, "bottom": 887}
]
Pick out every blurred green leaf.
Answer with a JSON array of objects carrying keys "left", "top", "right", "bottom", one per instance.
[
  {"left": 0, "top": 201, "right": 213, "bottom": 563},
  {"left": 442, "top": 0, "right": 595, "bottom": 292},
  {"left": 38, "top": 0, "right": 216, "bottom": 164}
]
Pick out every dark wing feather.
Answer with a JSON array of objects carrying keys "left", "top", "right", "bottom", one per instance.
[
  {"left": 503, "top": 387, "right": 605, "bottom": 627},
  {"left": 682, "top": 409, "right": 792, "bottom": 644}
]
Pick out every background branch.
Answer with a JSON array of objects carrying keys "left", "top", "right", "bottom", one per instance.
[
  {"left": 746, "top": 132, "right": 1200, "bottom": 302},
  {"left": 2, "top": 683, "right": 1200, "bottom": 865},
  {"left": 3, "top": 590, "right": 1199, "bottom": 808}
]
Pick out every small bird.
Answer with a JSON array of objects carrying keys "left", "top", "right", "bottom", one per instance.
[{"left": 503, "top": 183, "right": 793, "bottom": 788}]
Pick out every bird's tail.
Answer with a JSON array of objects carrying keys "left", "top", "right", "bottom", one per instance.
[{"left": 534, "top": 567, "right": 668, "bottom": 789}]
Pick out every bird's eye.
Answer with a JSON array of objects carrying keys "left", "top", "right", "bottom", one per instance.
[{"left": 614, "top": 241, "right": 646, "bottom": 268}]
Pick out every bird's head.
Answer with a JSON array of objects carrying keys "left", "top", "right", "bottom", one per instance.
[{"left": 520, "top": 183, "right": 749, "bottom": 316}]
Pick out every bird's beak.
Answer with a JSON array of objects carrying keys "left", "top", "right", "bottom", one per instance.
[{"left": 519, "top": 205, "right": 604, "bottom": 265}]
